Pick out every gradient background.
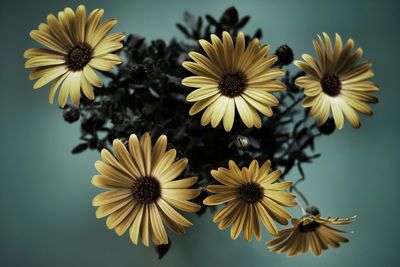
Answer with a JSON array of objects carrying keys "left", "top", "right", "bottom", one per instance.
[{"left": 1, "top": 0, "right": 398, "bottom": 266}]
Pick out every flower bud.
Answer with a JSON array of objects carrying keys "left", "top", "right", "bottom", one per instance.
[
  {"left": 63, "top": 105, "right": 80, "bottom": 123},
  {"left": 220, "top": 6, "right": 239, "bottom": 26},
  {"left": 318, "top": 118, "right": 336, "bottom": 135},
  {"left": 130, "top": 64, "right": 147, "bottom": 82},
  {"left": 306, "top": 206, "right": 320, "bottom": 216},
  {"left": 234, "top": 135, "right": 249, "bottom": 149},
  {"left": 274, "top": 44, "right": 294, "bottom": 66}
]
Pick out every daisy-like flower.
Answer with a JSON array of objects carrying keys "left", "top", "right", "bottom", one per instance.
[
  {"left": 203, "top": 160, "right": 296, "bottom": 241},
  {"left": 92, "top": 133, "right": 201, "bottom": 246},
  {"left": 24, "top": 5, "right": 124, "bottom": 107},
  {"left": 182, "top": 31, "right": 286, "bottom": 132},
  {"left": 294, "top": 33, "right": 379, "bottom": 129},
  {"left": 267, "top": 215, "right": 356, "bottom": 256}
]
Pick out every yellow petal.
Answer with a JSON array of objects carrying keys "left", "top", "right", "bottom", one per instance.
[
  {"left": 92, "top": 189, "right": 132, "bottom": 206},
  {"left": 128, "top": 134, "right": 146, "bottom": 177},
  {"left": 74, "top": 5, "right": 86, "bottom": 43},
  {"left": 83, "top": 65, "right": 103, "bottom": 87},
  {"left": 140, "top": 133, "right": 152, "bottom": 175},
  {"left": 234, "top": 96, "right": 253, "bottom": 128},
  {"left": 89, "top": 19, "right": 117, "bottom": 48},
  {"left": 89, "top": 57, "right": 114, "bottom": 71},
  {"left": 129, "top": 205, "right": 144, "bottom": 245},
  {"left": 149, "top": 203, "right": 168, "bottom": 244},
  {"left": 188, "top": 93, "right": 220, "bottom": 115},
  {"left": 85, "top": 9, "right": 104, "bottom": 41},
  {"left": 162, "top": 176, "right": 198, "bottom": 189},
  {"left": 157, "top": 198, "right": 192, "bottom": 227},
  {"left": 186, "top": 86, "right": 219, "bottom": 102},
  {"left": 92, "top": 39, "right": 124, "bottom": 57},
  {"left": 30, "top": 29, "right": 67, "bottom": 54},
  {"left": 80, "top": 74, "right": 95, "bottom": 100},
  {"left": 33, "top": 66, "right": 68, "bottom": 89},
  {"left": 69, "top": 71, "right": 82, "bottom": 105},
  {"left": 182, "top": 76, "right": 218, "bottom": 88},
  {"left": 114, "top": 203, "right": 142, "bottom": 236},
  {"left": 222, "top": 98, "right": 235, "bottom": 132},
  {"left": 151, "top": 135, "right": 167, "bottom": 169},
  {"left": 25, "top": 56, "right": 65, "bottom": 68},
  {"left": 203, "top": 192, "right": 237, "bottom": 205},
  {"left": 49, "top": 72, "right": 69, "bottom": 104},
  {"left": 158, "top": 158, "right": 188, "bottom": 183},
  {"left": 57, "top": 72, "right": 73, "bottom": 107},
  {"left": 211, "top": 96, "right": 229, "bottom": 128}
]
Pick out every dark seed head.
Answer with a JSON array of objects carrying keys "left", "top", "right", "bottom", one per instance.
[
  {"left": 66, "top": 44, "right": 92, "bottom": 71},
  {"left": 274, "top": 44, "right": 294, "bottom": 66},
  {"left": 219, "top": 72, "right": 247, "bottom": 97},
  {"left": 132, "top": 176, "right": 161, "bottom": 204},
  {"left": 321, "top": 75, "right": 341, "bottom": 96},
  {"left": 238, "top": 182, "right": 263, "bottom": 203},
  {"left": 299, "top": 220, "right": 320, "bottom": 232}
]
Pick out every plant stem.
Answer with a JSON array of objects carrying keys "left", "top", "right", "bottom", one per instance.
[
  {"left": 291, "top": 185, "right": 309, "bottom": 207},
  {"left": 275, "top": 95, "right": 305, "bottom": 119}
]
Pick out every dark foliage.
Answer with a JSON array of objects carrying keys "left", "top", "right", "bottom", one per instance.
[{"left": 64, "top": 6, "right": 324, "bottom": 257}]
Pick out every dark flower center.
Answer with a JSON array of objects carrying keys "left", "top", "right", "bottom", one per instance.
[
  {"left": 132, "top": 176, "right": 161, "bottom": 204},
  {"left": 238, "top": 182, "right": 263, "bottom": 203},
  {"left": 219, "top": 72, "right": 247, "bottom": 97},
  {"left": 320, "top": 75, "right": 341, "bottom": 96},
  {"left": 298, "top": 221, "right": 321, "bottom": 232},
  {"left": 66, "top": 44, "right": 92, "bottom": 71}
]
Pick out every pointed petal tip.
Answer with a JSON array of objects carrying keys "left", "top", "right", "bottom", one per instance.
[
  {"left": 95, "top": 209, "right": 103, "bottom": 218},
  {"left": 210, "top": 169, "right": 219, "bottom": 177},
  {"left": 293, "top": 59, "right": 303, "bottom": 68},
  {"left": 58, "top": 101, "right": 66, "bottom": 108},
  {"left": 23, "top": 49, "right": 32, "bottom": 59},
  {"left": 32, "top": 82, "right": 42, "bottom": 90},
  {"left": 90, "top": 176, "right": 97, "bottom": 185},
  {"left": 115, "top": 230, "right": 124, "bottom": 236},
  {"left": 203, "top": 197, "right": 212, "bottom": 206},
  {"left": 223, "top": 125, "right": 233, "bottom": 132},
  {"left": 181, "top": 61, "right": 190, "bottom": 68}
]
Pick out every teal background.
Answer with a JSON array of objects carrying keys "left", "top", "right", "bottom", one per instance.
[{"left": 0, "top": 0, "right": 398, "bottom": 266}]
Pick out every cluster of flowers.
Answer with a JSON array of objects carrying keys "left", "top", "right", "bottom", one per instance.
[{"left": 24, "top": 5, "right": 378, "bottom": 257}]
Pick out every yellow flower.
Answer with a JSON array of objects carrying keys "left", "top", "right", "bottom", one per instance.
[
  {"left": 92, "top": 133, "right": 201, "bottom": 246},
  {"left": 182, "top": 31, "right": 285, "bottom": 132},
  {"left": 267, "top": 215, "right": 356, "bottom": 256},
  {"left": 294, "top": 33, "right": 379, "bottom": 129},
  {"left": 203, "top": 160, "right": 296, "bottom": 241},
  {"left": 24, "top": 5, "right": 124, "bottom": 107}
]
